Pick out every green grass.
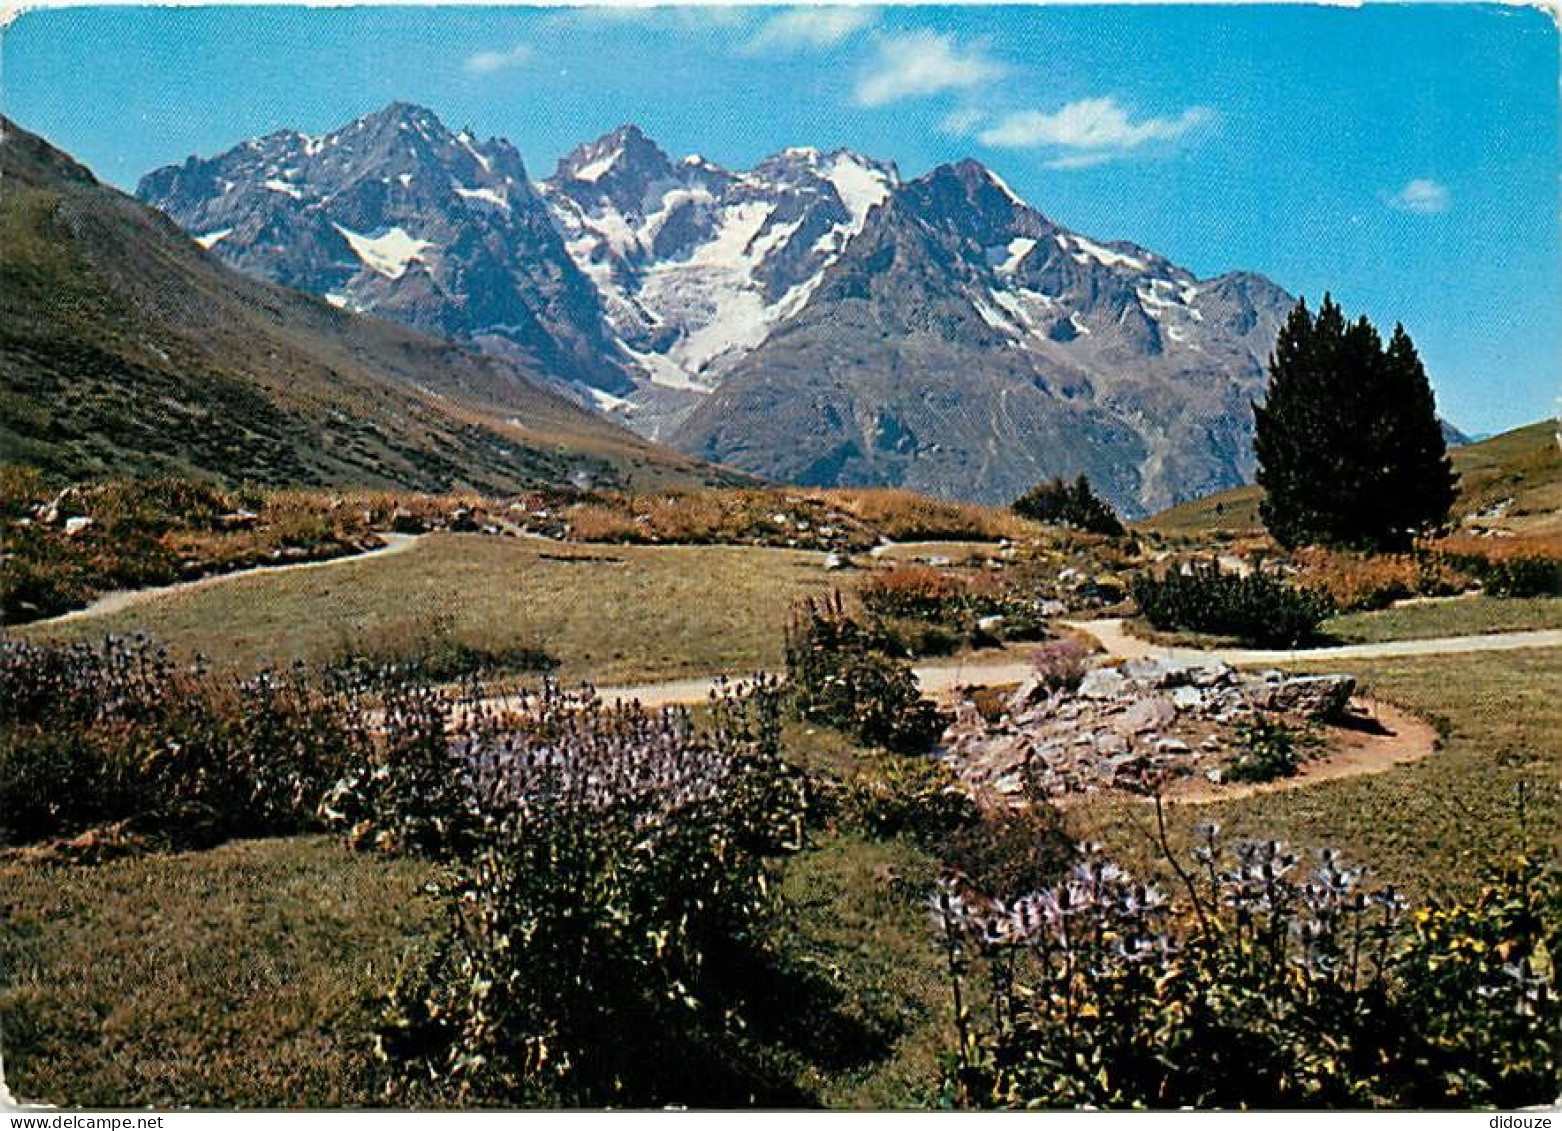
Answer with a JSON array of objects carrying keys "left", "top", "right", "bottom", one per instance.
[
  {"left": 775, "top": 831, "right": 951, "bottom": 1110},
  {"left": 0, "top": 836, "right": 440, "bottom": 1108},
  {"left": 1323, "top": 595, "right": 1562, "bottom": 643},
  {"left": 1071, "top": 647, "right": 1562, "bottom": 903},
  {"left": 1135, "top": 484, "right": 1265, "bottom": 539},
  {"left": 20, "top": 533, "right": 839, "bottom": 686}
]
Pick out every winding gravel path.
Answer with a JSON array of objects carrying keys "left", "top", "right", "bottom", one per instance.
[
  {"left": 1057, "top": 617, "right": 1562, "bottom": 666},
  {"left": 24, "top": 532, "right": 425, "bottom": 628},
  {"left": 582, "top": 617, "right": 1561, "bottom": 709}
]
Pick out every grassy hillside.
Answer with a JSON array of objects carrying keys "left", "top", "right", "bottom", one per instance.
[
  {"left": 1139, "top": 419, "right": 1560, "bottom": 539},
  {"left": 0, "top": 117, "right": 728, "bottom": 494}
]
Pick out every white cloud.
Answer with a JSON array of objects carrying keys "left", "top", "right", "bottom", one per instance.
[
  {"left": 1043, "top": 151, "right": 1118, "bottom": 171},
  {"left": 743, "top": 7, "right": 873, "bottom": 55},
  {"left": 464, "top": 43, "right": 534, "bottom": 76},
  {"left": 1389, "top": 178, "right": 1451, "bottom": 214},
  {"left": 853, "top": 30, "right": 1007, "bottom": 108},
  {"left": 550, "top": 7, "right": 747, "bottom": 30},
  {"left": 938, "top": 107, "right": 986, "bottom": 137},
  {"left": 977, "top": 98, "right": 1212, "bottom": 162}
]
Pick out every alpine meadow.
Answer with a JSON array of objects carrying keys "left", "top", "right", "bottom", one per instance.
[{"left": 1, "top": 4, "right": 1558, "bottom": 1117}]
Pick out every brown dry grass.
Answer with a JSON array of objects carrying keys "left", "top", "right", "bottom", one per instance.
[
  {"left": 820, "top": 487, "right": 1043, "bottom": 542},
  {"left": 1291, "top": 546, "right": 1471, "bottom": 611},
  {"left": 1431, "top": 530, "right": 1562, "bottom": 565}
]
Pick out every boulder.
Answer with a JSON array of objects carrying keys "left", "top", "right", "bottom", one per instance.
[
  {"left": 1265, "top": 674, "right": 1356, "bottom": 721},
  {"left": 1116, "top": 696, "right": 1177, "bottom": 735},
  {"left": 1093, "top": 732, "right": 1129, "bottom": 756},
  {"left": 1192, "top": 663, "right": 1235, "bottom": 688},
  {"left": 1123, "top": 658, "right": 1189, "bottom": 687},
  {"left": 1078, "top": 667, "right": 1128, "bottom": 700},
  {"left": 1006, "top": 677, "right": 1048, "bottom": 716}
]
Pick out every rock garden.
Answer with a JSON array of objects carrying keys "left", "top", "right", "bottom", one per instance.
[{"left": 943, "top": 654, "right": 1365, "bottom": 804}]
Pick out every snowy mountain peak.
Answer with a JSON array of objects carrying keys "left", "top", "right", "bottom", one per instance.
[
  {"left": 540, "top": 139, "right": 904, "bottom": 423},
  {"left": 138, "top": 102, "right": 634, "bottom": 395},
  {"left": 552, "top": 124, "right": 683, "bottom": 202}
]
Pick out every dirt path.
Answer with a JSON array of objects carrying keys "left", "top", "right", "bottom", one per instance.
[
  {"left": 1158, "top": 699, "right": 1439, "bottom": 805},
  {"left": 533, "top": 615, "right": 1562, "bottom": 712},
  {"left": 1058, "top": 617, "right": 1562, "bottom": 665},
  {"left": 26, "top": 533, "right": 425, "bottom": 627}
]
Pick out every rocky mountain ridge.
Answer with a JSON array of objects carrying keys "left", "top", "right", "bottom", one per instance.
[{"left": 139, "top": 103, "right": 1311, "bottom": 514}]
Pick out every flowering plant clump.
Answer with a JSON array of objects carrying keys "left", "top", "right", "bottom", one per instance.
[
  {"left": 1027, "top": 637, "right": 1093, "bottom": 694},
  {"left": 374, "top": 678, "right": 811, "bottom": 1106},
  {"left": 935, "top": 820, "right": 1559, "bottom": 1109},
  {"left": 0, "top": 634, "right": 374, "bottom": 847},
  {"left": 1225, "top": 713, "right": 1321, "bottom": 783},
  {"left": 785, "top": 593, "right": 945, "bottom": 752}
]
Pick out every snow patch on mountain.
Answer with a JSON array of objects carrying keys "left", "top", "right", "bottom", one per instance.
[
  {"left": 453, "top": 182, "right": 510, "bottom": 211},
  {"left": 263, "top": 178, "right": 303, "bottom": 199},
  {"left": 825, "top": 153, "right": 892, "bottom": 226},
  {"left": 987, "top": 236, "right": 1037, "bottom": 275},
  {"left": 1065, "top": 233, "right": 1148, "bottom": 272},
  {"left": 543, "top": 130, "right": 900, "bottom": 402},
  {"left": 333, "top": 224, "right": 434, "bottom": 279}
]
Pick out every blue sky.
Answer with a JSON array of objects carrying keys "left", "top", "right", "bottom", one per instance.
[{"left": 3, "top": 4, "right": 1556, "bottom": 435}]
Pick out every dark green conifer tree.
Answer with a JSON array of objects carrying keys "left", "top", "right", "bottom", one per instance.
[{"left": 1254, "top": 296, "right": 1456, "bottom": 549}]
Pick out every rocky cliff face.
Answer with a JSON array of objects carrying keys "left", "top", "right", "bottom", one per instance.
[{"left": 674, "top": 161, "right": 1294, "bottom": 514}]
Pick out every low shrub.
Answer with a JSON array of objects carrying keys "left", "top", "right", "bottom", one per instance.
[
  {"left": 936, "top": 807, "right": 1074, "bottom": 897},
  {"left": 1027, "top": 637, "right": 1093, "bottom": 694},
  {"left": 1011, "top": 475, "right": 1125, "bottom": 537},
  {"left": 1132, "top": 562, "right": 1334, "bottom": 647},
  {"left": 840, "top": 753, "right": 978, "bottom": 842},
  {"left": 1433, "top": 534, "right": 1562, "bottom": 598},
  {"left": 859, "top": 565, "right": 969, "bottom": 621},
  {"left": 1481, "top": 555, "right": 1562, "bottom": 598},
  {"left": 372, "top": 680, "right": 809, "bottom": 1106},
  {"left": 784, "top": 594, "right": 945, "bottom": 752},
  {"left": 858, "top": 567, "right": 1058, "bottom": 653},
  {"left": 936, "top": 829, "right": 1560, "bottom": 1109},
  {"left": 878, "top": 615, "right": 965, "bottom": 657},
  {"left": 1292, "top": 547, "right": 1471, "bottom": 611},
  {"left": 1224, "top": 714, "right": 1320, "bottom": 783}
]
